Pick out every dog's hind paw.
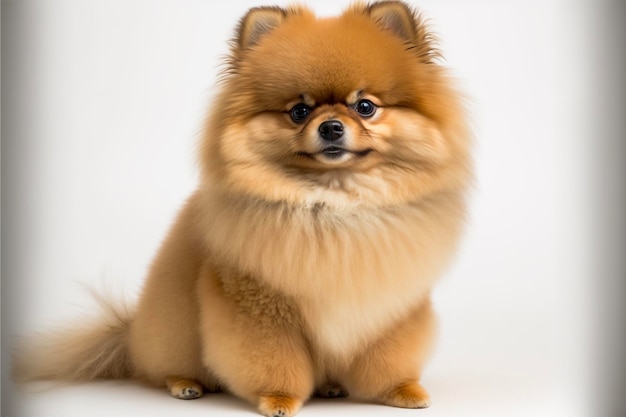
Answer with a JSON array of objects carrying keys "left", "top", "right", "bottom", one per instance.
[
  {"left": 316, "top": 383, "right": 348, "bottom": 398},
  {"left": 166, "top": 376, "right": 203, "bottom": 400}
]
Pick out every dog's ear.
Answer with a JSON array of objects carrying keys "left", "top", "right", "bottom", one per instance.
[
  {"left": 367, "top": 1, "right": 440, "bottom": 63},
  {"left": 237, "top": 7, "right": 287, "bottom": 49},
  {"left": 368, "top": 1, "right": 417, "bottom": 44}
]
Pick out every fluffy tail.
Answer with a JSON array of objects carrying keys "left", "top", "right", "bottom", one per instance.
[{"left": 12, "top": 290, "right": 134, "bottom": 382}]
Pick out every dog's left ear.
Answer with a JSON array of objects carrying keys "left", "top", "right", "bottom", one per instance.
[
  {"left": 367, "top": 1, "right": 440, "bottom": 64},
  {"left": 237, "top": 6, "right": 287, "bottom": 49}
]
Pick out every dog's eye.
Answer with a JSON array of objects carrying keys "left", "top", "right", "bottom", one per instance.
[
  {"left": 290, "top": 103, "right": 312, "bottom": 123},
  {"left": 354, "top": 99, "right": 377, "bottom": 117}
]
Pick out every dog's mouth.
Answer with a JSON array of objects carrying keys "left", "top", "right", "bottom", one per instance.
[
  {"left": 321, "top": 146, "right": 348, "bottom": 159},
  {"left": 296, "top": 146, "right": 373, "bottom": 161}
]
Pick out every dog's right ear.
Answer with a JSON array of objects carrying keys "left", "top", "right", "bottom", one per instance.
[
  {"left": 237, "top": 7, "right": 287, "bottom": 49},
  {"left": 366, "top": 1, "right": 440, "bottom": 64}
]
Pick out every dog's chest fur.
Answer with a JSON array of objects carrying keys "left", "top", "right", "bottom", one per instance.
[{"left": 204, "top": 194, "right": 460, "bottom": 359}]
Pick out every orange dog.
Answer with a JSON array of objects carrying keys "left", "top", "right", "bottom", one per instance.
[{"left": 14, "top": 2, "right": 472, "bottom": 416}]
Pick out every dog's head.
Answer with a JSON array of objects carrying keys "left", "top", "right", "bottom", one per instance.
[{"left": 201, "top": 1, "right": 471, "bottom": 209}]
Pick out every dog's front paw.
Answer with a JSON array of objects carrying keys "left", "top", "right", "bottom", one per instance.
[
  {"left": 383, "top": 381, "right": 431, "bottom": 409},
  {"left": 258, "top": 393, "right": 302, "bottom": 417}
]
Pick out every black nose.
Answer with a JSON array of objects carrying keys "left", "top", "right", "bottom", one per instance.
[{"left": 318, "top": 120, "right": 344, "bottom": 141}]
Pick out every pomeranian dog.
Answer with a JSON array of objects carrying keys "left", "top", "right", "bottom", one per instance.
[{"left": 14, "top": 2, "right": 472, "bottom": 416}]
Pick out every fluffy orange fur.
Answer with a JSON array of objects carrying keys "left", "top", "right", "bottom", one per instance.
[{"left": 13, "top": 2, "right": 472, "bottom": 416}]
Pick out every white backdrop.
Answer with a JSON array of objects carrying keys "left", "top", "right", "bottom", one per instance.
[{"left": 2, "top": 0, "right": 624, "bottom": 416}]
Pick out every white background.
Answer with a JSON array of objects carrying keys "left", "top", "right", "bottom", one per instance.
[{"left": 2, "top": 0, "right": 625, "bottom": 416}]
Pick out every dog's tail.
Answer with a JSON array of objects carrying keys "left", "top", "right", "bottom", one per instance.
[{"left": 12, "top": 289, "right": 134, "bottom": 382}]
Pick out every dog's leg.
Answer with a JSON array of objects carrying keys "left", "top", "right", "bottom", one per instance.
[
  {"left": 196, "top": 270, "right": 315, "bottom": 417},
  {"left": 346, "top": 297, "right": 436, "bottom": 409}
]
